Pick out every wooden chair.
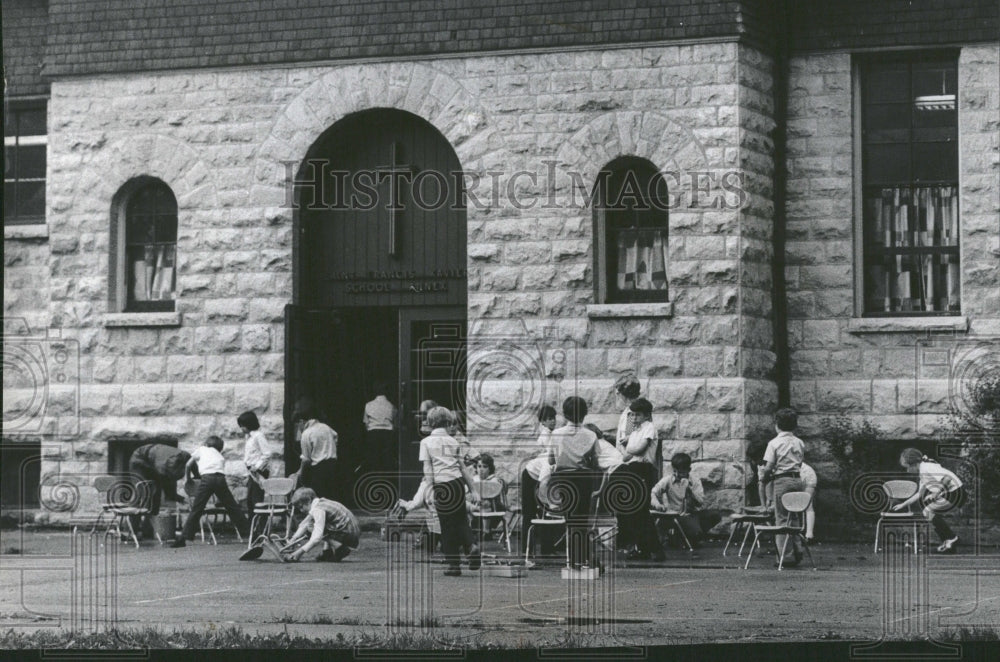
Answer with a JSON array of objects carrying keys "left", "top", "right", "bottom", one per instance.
[
  {"left": 247, "top": 476, "right": 297, "bottom": 548},
  {"left": 874, "top": 480, "right": 921, "bottom": 555},
  {"left": 744, "top": 491, "right": 815, "bottom": 571}
]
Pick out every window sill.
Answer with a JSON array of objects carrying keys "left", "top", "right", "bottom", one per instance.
[
  {"left": 102, "top": 312, "right": 182, "bottom": 328},
  {"left": 847, "top": 316, "right": 968, "bottom": 334},
  {"left": 5, "top": 224, "right": 48, "bottom": 240},
  {"left": 587, "top": 302, "right": 674, "bottom": 319}
]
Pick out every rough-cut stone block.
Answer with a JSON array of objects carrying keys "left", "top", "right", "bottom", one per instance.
[
  {"left": 641, "top": 348, "right": 683, "bottom": 377},
  {"left": 173, "top": 385, "right": 233, "bottom": 414},
  {"left": 678, "top": 414, "right": 729, "bottom": 440},
  {"left": 122, "top": 385, "right": 173, "bottom": 416},
  {"left": 815, "top": 381, "right": 871, "bottom": 413}
]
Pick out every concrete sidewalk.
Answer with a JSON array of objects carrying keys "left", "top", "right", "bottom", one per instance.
[{"left": 2, "top": 526, "right": 998, "bottom": 647}]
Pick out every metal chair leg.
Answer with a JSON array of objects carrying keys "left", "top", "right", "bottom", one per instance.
[
  {"left": 874, "top": 517, "right": 882, "bottom": 554},
  {"left": 738, "top": 522, "right": 756, "bottom": 557},
  {"left": 801, "top": 535, "right": 816, "bottom": 570},
  {"left": 723, "top": 520, "right": 740, "bottom": 556},
  {"left": 744, "top": 530, "right": 763, "bottom": 570},
  {"left": 123, "top": 516, "right": 140, "bottom": 549},
  {"left": 523, "top": 525, "right": 534, "bottom": 564},
  {"left": 776, "top": 535, "right": 790, "bottom": 571}
]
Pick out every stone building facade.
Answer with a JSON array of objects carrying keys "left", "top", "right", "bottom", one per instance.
[{"left": 3, "top": 1, "right": 998, "bottom": 524}]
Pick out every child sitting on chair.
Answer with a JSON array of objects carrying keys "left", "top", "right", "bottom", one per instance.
[
  {"left": 468, "top": 453, "right": 506, "bottom": 539},
  {"left": 285, "top": 487, "right": 361, "bottom": 562},
  {"left": 650, "top": 453, "right": 719, "bottom": 548}
]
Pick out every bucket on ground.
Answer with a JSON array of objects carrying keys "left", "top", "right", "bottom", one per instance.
[{"left": 151, "top": 514, "right": 176, "bottom": 541}]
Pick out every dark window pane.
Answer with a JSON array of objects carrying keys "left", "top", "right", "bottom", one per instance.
[
  {"left": 864, "top": 144, "right": 910, "bottom": 183},
  {"left": 128, "top": 215, "right": 156, "bottom": 244},
  {"left": 18, "top": 108, "right": 47, "bottom": 137},
  {"left": 156, "top": 214, "right": 178, "bottom": 243},
  {"left": 865, "top": 65, "right": 909, "bottom": 103},
  {"left": 864, "top": 103, "right": 910, "bottom": 142},
  {"left": 4, "top": 146, "right": 16, "bottom": 177},
  {"left": 19, "top": 145, "right": 46, "bottom": 179},
  {"left": 4, "top": 182, "right": 17, "bottom": 218},
  {"left": 913, "top": 143, "right": 957, "bottom": 182},
  {"left": 912, "top": 63, "right": 956, "bottom": 98},
  {"left": 17, "top": 182, "right": 45, "bottom": 218}
]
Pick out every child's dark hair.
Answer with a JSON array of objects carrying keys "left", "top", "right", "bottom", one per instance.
[
  {"left": 774, "top": 408, "right": 798, "bottom": 432},
  {"left": 374, "top": 382, "right": 391, "bottom": 398},
  {"left": 746, "top": 441, "right": 767, "bottom": 464},
  {"left": 476, "top": 453, "right": 496, "bottom": 475},
  {"left": 206, "top": 436, "right": 224, "bottom": 451},
  {"left": 615, "top": 375, "right": 641, "bottom": 400},
  {"left": 237, "top": 410, "right": 260, "bottom": 431},
  {"left": 629, "top": 398, "right": 653, "bottom": 418},
  {"left": 562, "top": 396, "right": 588, "bottom": 424},
  {"left": 671, "top": 452, "right": 692, "bottom": 474},
  {"left": 538, "top": 404, "right": 557, "bottom": 421},
  {"left": 900, "top": 447, "right": 930, "bottom": 467}
]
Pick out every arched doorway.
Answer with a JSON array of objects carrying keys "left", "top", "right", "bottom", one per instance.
[{"left": 287, "top": 109, "right": 467, "bottom": 505}]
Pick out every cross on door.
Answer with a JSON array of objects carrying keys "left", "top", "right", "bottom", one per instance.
[{"left": 376, "top": 142, "right": 418, "bottom": 258}]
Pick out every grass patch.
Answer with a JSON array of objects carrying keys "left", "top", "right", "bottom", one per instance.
[
  {"left": 273, "top": 613, "right": 335, "bottom": 625},
  {"left": 391, "top": 615, "right": 441, "bottom": 629},
  {"left": 940, "top": 626, "right": 1000, "bottom": 641},
  {"left": 0, "top": 626, "right": 497, "bottom": 650}
]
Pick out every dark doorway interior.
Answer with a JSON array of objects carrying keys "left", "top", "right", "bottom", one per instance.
[{"left": 1, "top": 442, "right": 40, "bottom": 509}]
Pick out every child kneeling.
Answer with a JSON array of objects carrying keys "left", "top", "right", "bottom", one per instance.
[{"left": 286, "top": 487, "right": 361, "bottom": 562}]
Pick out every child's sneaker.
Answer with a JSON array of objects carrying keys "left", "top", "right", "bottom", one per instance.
[
  {"left": 317, "top": 549, "right": 335, "bottom": 562},
  {"left": 332, "top": 546, "right": 351, "bottom": 562},
  {"left": 936, "top": 537, "right": 959, "bottom": 552}
]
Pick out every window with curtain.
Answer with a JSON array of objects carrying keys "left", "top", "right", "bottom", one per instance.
[
  {"left": 125, "top": 181, "right": 177, "bottom": 312},
  {"left": 595, "top": 157, "right": 669, "bottom": 303},
  {"left": 860, "top": 53, "right": 960, "bottom": 315},
  {"left": 3, "top": 101, "right": 47, "bottom": 225}
]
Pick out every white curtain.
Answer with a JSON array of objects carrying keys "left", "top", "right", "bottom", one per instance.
[
  {"left": 867, "top": 185, "right": 958, "bottom": 313},
  {"left": 131, "top": 245, "right": 176, "bottom": 302},
  {"left": 616, "top": 230, "right": 668, "bottom": 291}
]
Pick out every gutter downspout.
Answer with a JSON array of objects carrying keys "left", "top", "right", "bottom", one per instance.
[{"left": 771, "top": 0, "right": 793, "bottom": 408}]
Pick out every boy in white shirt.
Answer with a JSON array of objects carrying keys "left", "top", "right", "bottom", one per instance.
[{"left": 172, "top": 436, "right": 250, "bottom": 547}]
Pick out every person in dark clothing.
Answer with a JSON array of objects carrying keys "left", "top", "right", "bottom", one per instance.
[{"left": 127, "top": 443, "right": 190, "bottom": 538}]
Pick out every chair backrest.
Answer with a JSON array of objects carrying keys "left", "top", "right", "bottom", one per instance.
[
  {"left": 132, "top": 480, "right": 157, "bottom": 510},
  {"left": 93, "top": 475, "right": 117, "bottom": 492},
  {"left": 473, "top": 479, "right": 503, "bottom": 502},
  {"left": 261, "top": 477, "right": 296, "bottom": 502},
  {"left": 780, "top": 490, "right": 813, "bottom": 514},
  {"left": 883, "top": 480, "right": 918, "bottom": 501}
]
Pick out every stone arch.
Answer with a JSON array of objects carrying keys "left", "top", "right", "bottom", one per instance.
[
  {"left": 554, "top": 111, "right": 711, "bottom": 203},
  {"left": 66, "top": 133, "right": 220, "bottom": 216},
  {"left": 251, "top": 62, "right": 499, "bottom": 218}
]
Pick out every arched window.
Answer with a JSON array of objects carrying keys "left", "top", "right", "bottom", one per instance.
[
  {"left": 112, "top": 178, "right": 177, "bottom": 312},
  {"left": 594, "top": 157, "right": 669, "bottom": 303}
]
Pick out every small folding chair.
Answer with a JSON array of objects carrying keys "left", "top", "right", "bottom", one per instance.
[
  {"left": 744, "top": 491, "right": 815, "bottom": 571},
  {"left": 523, "top": 476, "right": 567, "bottom": 567},
  {"left": 874, "top": 480, "right": 920, "bottom": 555},
  {"left": 650, "top": 510, "right": 695, "bottom": 553},
  {"left": 247, "top": 477, "right": 296, "bottom": 549},
  {"left": 723, "top": 507, "right": 774, "bottom": 557},
  {"left": 470, "top": 479, "right": 511, "bottom": 553},
  {"left": 104, "top": 479, "right": 159, "bottom": 549}
]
